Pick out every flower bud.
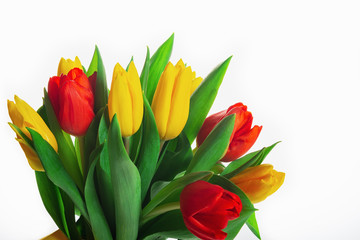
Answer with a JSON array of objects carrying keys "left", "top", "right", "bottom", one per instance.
[
  {"left": 57, "top": 56, "right": 82, "bottom": 76},
  {"left": 7, "top": 96, "right": 58, "bottom": 171},
  {"left": 230, "top": 164, "right": 285, "bottom": 203},
  {"left": 108, "top": 61, "right": 143, "bottom": 137}
]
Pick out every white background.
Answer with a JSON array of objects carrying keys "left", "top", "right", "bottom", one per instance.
[{"left": 1, "top": 0, "right": 360, "bottom": 239}]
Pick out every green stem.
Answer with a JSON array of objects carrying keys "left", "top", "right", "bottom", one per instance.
[
  {"left": 140, "top": 202, "right": 180, "bottom": 226},
  {"left": 78, "top": 136, "right": 86, "bottom": 180},
  {"left": 123, "top": 137, "right": 130, "bottom": 155}
]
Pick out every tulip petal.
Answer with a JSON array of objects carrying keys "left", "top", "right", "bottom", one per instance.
[
  {"left": 127, "top": 61, "right": 143, "bottom": 133},
  {"left": 165, "top": 66, "right": 194, "bottom": 140},
  {"left": 151, "top": 62, "right": 176, "bottom": 139}
]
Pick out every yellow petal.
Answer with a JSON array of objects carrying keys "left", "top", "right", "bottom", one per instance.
[
  {"left": 13, "top": 96, "right": 58, "bottom": 151},
  {"left": 7, "top": 100, "right": 24, "bottom": 128},
  {"left": 16, "top": 138, "right": 44, "bottom": 171},
  {"left": 57, "top": 56, "right": 82, "bottom": 76},
  {"left": 191, "top": 77, "right": 203, "bottom": 94},
  {"left": 151, "top": 62, "right": 176, "bottom": 139},
  {"left": 164, "top": 66, "right": 194, "bottom": 140},
  {"left": 127, "top": 61, "right": 143, "bottom": 133},
  {"left": 109, "top": 63, "right": 133, "bottom": 137}
]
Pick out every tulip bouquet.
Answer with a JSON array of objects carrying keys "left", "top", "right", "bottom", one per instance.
[{"left": 7, "top": 34, "right": 285, "bottom": 240}]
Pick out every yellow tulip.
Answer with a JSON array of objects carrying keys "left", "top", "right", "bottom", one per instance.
[
  {"left": 230, "top": 164, "right": 285, "bottom": 203},
  {"left": 57, "top": 56, "right": 82, "bottom": 76},
  {"left": 108, "top": 61, "right": 143, "bottom": 137},
  {"left": 151, "top": 59, "right": 195, "bottom": 140},
  {"left": 8, "top": 95, "right": 58, "bottom": 171}
]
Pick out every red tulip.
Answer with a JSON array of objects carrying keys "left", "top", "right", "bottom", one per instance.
[
  {"left": 48, "top": 68, "right": 95, "bottom": 136},
  {"left": 180, "top": 180, "right": 242, "bottom": 240},
  {"left": 197, "top": 103, "right": 262, "bottom": 162}
]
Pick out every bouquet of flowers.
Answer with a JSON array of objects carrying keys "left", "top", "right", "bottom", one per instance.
[{"left": 7, "top": 34, "right": 285, "bottom": 240}]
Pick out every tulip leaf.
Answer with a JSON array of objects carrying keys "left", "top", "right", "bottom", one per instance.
[
  {"left": 183, "top": 56, "right": 232, "bottom": 144},
  {"left": 142, "top": 171, "right": 213, "bottom": 217},
  {"left": 186, "top": 114, "right": 235, "bottom": 174},
  {"left": 208, "top": 175, "right": 256, "bottom": 240},
  {"left": 84, "top": 144, "right": 113, "bottom": 240},
  {"left": 87, "top": 45, "right": 108, "bottom": 113},
  {"left": 139, "top": 210, "right": 197, "bottom": 240},
  {"left": 146, "top": 34, "right": 174, "bottom": 103},
  {"left": 59, "top": 189, "right": 81, "bottom": 240},
  {"left": 136, "top": 96, "right": 161, "bottom": 202},
  {"left": 140, "top": 47, "right": 150, "bottom": 93},
  {"left": 152, "top": 132, "right": 193, "bottom": 183},
  {"left": 35, "top": 171, "right": 69, "bottom": 237},
  {"left": 221, "top": 142, "right": 280, "bottom": 179},
  {"left": 96, "top": 113, "right": 116, "bottom": 234},
  {"left": 246, "top": 212, "right": 261, "bottom": 239},
  {"left": 28, "top": 128, "right": 89, "bottom": 221},
  {"left": 43, "top": 90, "right": 84, "bottom": 190},
  {"left": 83, "top": 107, "right": 105, "bottom": 176},
  {"left": 108, "top": 115, "right": 141, "bottom": 240}
]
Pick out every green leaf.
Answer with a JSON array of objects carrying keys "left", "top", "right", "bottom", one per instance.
[
  {"left": 85, "top": 144, "right": 113, "bottom": 240},
  {"left": 108, "top": 115, "right": 141, "bottom": 240},
  {"left": 60, "top": 189, "right": 81, "bottom": 240},
  {"left": 83, "top": 107, "right": 105, "bottom": 176},
  {"left": 221, "top": 142, "right": 280, "bottom": 179},
  {"left": 186, "top": 114, "right": 235, "bottom": 174},
  {"left": 87, "top": 45, "right": 108, "bottom": 113},
  {"left": 146, "top": 34, "right": 174, "bottom": 103},
  {"left": 209, "top": 175, "right": 256, "bottom": 240},
  {"left": 43, "top": 90, "right": 83, "bottom": 190},
  {"left": 29, "top": 128, "right": 89, "bottom": 221},
  {"left": 183, "top": 56, "right": 232, "bottom": 144},
  {"left": 136, "top": 96, "right": 161, "bottom": 202},
  {"left": 139, "top": 210, "right": 197, "bottom": 240},
  {"left": 142, "top": 171, "right": 213, "bottom": 217},
  {"left": 140, "top": 47, "right": 150, "bottom": 94},
  {"left": 152, "top": 133, "right": 193, "bottom": 182},
  {"left": 96, "top": 113, "right": 116, "bottom": 234},
  {"left": 35, "top": 171, "right": 68, "bottom": 237},
  {"left": 246, "top": 212, "right": 261, "bottom": 239}
]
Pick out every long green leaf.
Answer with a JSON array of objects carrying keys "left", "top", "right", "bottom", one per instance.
[
  {"left": 60, "top": 189, "right": 81, "bottom": 240},
  {"left": 146, "top": 34, "right": 174, "bottom": 103},
  {"left": 183, "top": 56, "right": 232, "bottom": 144},
  {"left": 35, "top": 171, "right": 68, "bottom": 237},
  {"left": 246, "top": 212, "right": 261, "bottom": 239},
  {"left": 43, "top": 90, "right": 83, "bottom": 190},
  {"left": 142, "top": 171, "right": 213, "bottom": 217},
  {"left": 85, "top": 144, "right": 113, "bottom": 240},
  {"left": 87, "top": 45, "right": 108, "bottom": 113},
  {"left": 221, "top": 142, "right": 280, "bottom": 179},
  {"left": 29, "top": 128, "right": 89, "bottom": 221},
  {"left": 136, "top": 96, "right": 160, "bottom": 202},
  {"left": 186, "top": 114, "right": 235, "bottom": 174},
  {"left": 108, "top": 115, "right": 141, "bottom": 240}
]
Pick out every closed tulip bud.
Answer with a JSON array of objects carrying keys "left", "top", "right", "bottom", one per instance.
[
  {"left": 230, "top": 164, "right": 285, "bottom": 203},
  {"left": 151, "top": 59, "right": 195, "bottom": 140},
  {"left": 57, "top": 56, "right": 82, "bottom": 76},
  {"left": 108, "top": 61, "right": 143, "bottom": 137},
  {"left": 48, "top": 68, "right": 95, "bottom": 136},
  {"left": 7, "top": 96, "right": 58, "bottom": 171},
  {"left": 180, "top": 180, "right": 242, "bottom": 240},
  {"left": 197, "top": 102, "right": 262, "bottom": 162}
]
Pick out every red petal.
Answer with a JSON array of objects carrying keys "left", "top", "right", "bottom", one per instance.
[{"left": 48, "top": 76, "right": 61, "bottom": 117}]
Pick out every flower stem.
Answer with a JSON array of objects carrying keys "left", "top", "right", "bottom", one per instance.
[{"left": 140, "top": 202, "right": 180, "bottom": 226}]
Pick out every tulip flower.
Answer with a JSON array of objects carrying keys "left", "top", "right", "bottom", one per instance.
[
  {"left": 191, "top": 76, "right": 202, "bottom": 94},
  {"left": 151, "top": 59, "right": 195, "bottom": 140},
  {"left": 108, "top": 61, "right": 143, "bottom": 137},
  {"left": 230, "top": 164, "right": 285, "bottom": 203},
  {"left": 197, "top": 102, "right": 262, "bottom": 162},
  {"left": 57, "top": 56, "right": 82, "bottom": 76},
  {"left": 48, "top": 68, "right": 95, "bottom": 136},
  {"left": 7, "top": 95, "right": 58, "bottom": 171},
  {"left": 180, "top": 180, "right": 242, "bottom": 240}
]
